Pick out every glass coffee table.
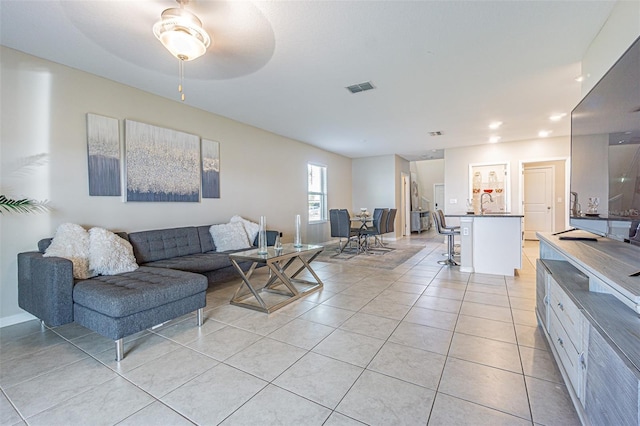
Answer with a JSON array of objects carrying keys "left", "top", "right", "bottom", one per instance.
[{"left": 229, "top": 243, "right": 324, "bottom": 313}]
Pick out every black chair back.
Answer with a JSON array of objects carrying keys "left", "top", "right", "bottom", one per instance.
[
  {"left": 371, "top": 208, "right": 384, "bottom": 233},
  {"left": 329, "top": 209, "right": 347, "bottom": 238},
  {"left": 386, "top": 209, "right": 397, "bottom": 234},
  {"left": 378, "top": 209, "right": 389, "bottom": 234}
]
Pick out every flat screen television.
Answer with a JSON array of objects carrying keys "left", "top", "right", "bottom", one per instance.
[{"left": 570, "top": 36, "right": 640, "bottom": 227}]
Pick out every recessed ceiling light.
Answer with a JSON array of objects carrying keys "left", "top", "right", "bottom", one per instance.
[
  {"left": 489, "top": 121, "right": 503, "bottom": 130},
  {"left": 538, "top": 130, "right": 552, "bottom": 137},
  {"left": 489, "top": 136, "right": 501, "bottom": 143},
  {"left": 549, "top": 113, "right": 566, "bottom": 121},
  {"left": 575, "top": 75, "right": 585, "bottom": 82}
]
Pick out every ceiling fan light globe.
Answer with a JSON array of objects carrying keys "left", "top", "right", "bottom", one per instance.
[
  {"left": 158, "top": 30, "right": 206, "bottom": 61},
  {"left": 153, "top": 7, "right": 211, "bottom": 61}
]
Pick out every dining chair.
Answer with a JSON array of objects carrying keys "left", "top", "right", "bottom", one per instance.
[
  {"left": 329, "top": 209, "right": 359, "bottom": 253},
  {"left": 381, "top": 208, "right": 397, "bottom": 246},
  {"left": 374, "top": 208, "right": 390, "bottom": 247},
  {"left": 360, "top": 208, "right": 388, "bottom": 252},
  {"left": 433, "top": 210, "right": 459, "bottom": 266}
]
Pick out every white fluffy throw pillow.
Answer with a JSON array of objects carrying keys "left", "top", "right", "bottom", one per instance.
[
  {"left": 210, "top": 221, "right": 251, "bottom": 252},
  {"left": 44, "top": 223, "right": 94, "bottom": 279},
  {"left": 230, "top": 215, "right": 260, "bottom": 243},
  {"left": 89, "top": 227, "right": 138, "bottom": 275}
]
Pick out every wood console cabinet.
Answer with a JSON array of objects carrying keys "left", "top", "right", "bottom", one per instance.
[{"left": 536, "top": 232, "right": 640, "bottom": 425}]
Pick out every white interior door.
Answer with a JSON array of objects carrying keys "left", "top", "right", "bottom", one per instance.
[
  {"left": 524, "top": 166, "right": 554, "bottom": 239},
  {"left": 433, "top": 183, "right": 444, "bottom": 212}
]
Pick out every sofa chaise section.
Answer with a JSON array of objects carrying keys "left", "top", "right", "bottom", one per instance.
[{"left": 73, "top": 266, "right": 207, "bottom": 360}]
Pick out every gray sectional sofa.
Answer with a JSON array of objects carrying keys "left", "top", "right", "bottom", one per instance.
[{"left": 17, "top": 225, "right": 278, "bottom": 361}]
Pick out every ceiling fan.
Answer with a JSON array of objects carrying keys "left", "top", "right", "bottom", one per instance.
[{"left": 60, "top": 0, "right": 276, "bottom": 82}]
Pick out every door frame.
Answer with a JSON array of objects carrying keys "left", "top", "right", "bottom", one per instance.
[
  {"left": 402, "top": 173, "right": 411, "bottom": 236},
  {"left": 518, "top": 156, "right": 570, "bottom": 232}
]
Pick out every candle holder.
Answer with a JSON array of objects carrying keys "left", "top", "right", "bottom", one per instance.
[
  {"left": 257, "top": 216, "right": 268, "bottom": 254},
  {"left": 294, "top": 214, "right": 303, "bottom": 247}
]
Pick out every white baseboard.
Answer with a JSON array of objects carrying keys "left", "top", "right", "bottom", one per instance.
[{"left": 0, "top": 312, "right": 37, "bottom": 328}]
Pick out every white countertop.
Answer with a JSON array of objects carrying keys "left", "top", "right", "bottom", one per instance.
[{"left": 447, "top": 213, "right": 524, "bottom": 218}]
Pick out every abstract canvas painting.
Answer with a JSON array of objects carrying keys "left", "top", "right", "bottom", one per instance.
[
  {"left": 125, "top": 120, "right": 200, "bottom": 202},
  {"left": 87, "top": 113, "right": 121, "bottom": 196},
  {"left": 201, "top": 139, "right": 220, "bottom": 198}
]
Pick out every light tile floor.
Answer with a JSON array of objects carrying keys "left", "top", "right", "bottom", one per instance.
[{"left": 0, "top": 232, "right": 581, "bottom": 425}]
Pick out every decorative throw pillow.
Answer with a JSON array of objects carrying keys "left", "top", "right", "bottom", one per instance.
[
  {"left": 43, "top": 223, "right": 94, "bottom": 279},
  {"left": 89, "top": 227, "right": 138, "bottom": 275},
  {"left": 209, "top": 221, "right": 251, "bottom": 252},
  {"left": 230, "top": 215, "right": 260, "bottom": 243}
]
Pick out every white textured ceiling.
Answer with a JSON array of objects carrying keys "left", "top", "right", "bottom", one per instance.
[{"left": 0, "top": 1, "right": 617, "bottom": 160}]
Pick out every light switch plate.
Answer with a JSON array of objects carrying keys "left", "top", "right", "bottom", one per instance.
[{"left": 450, "top": 199, "right": 457, "bottom": 204}]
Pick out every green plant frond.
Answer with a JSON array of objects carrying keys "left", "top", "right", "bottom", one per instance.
[{"left": 0, "top": 195, "right": 50, "bottom": 214}]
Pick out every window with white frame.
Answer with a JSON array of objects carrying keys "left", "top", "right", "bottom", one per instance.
[{"left": 308, "top": 163, "right": 327, "bottom": 223}]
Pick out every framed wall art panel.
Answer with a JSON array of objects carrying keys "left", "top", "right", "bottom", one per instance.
[
  {"left": 86, "top": 113, "right": 121, "bottom": 196},
  {"left": 125, "top": 120, "right": 200, "bottom": 202},
  {"left": 201, "top": 139, "right": 220, "bottom": 199}
]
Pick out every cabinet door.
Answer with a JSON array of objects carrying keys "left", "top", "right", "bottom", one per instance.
[
  {"left": 585, "top": 326, "right": 639, "bottom": 426},
  {"left": 536, "top": 259, "right": 549, "bottom": 330},
  {"left": 410, "top": 212, "right": 420, "bottom": 232}
]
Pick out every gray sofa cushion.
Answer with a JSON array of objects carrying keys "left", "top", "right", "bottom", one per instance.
[
  {"left": 74, "top": 292, "right": 205, "bottom": 341},
  {"left": 196, "top": 225, "right": 216, "bottom": 252},
  {"left": 128, "top": 227, "right": 201, "bottom": 263},
  {"left": 72, "top": 266, "right": 207, "bottom": 318},
  {"left": 142, "top": 252, "right": 232, "bottom": 273}
]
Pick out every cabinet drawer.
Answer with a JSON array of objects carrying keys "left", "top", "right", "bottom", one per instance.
[
  {"left": 549, "top": 277, "right": 583, "bottom": 352},
  {"left": 549, "top": 308, "right": 581, "bottom": 395}
]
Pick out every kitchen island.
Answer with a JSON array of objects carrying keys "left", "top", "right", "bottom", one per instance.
[{"left": 448, "top": 213, "right": 523, "bottom": 276}]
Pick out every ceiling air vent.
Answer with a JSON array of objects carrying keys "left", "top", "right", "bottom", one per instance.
[
  {"left": 346, "top": 81, "right": 375, "bottom": 94},
  {"left": 429, "top": 131, "right": 443, "bottom": 136}
]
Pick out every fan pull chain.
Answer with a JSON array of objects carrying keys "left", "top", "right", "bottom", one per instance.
[{"left": 178, "top": 56, "right": 186, "bottom": 102}]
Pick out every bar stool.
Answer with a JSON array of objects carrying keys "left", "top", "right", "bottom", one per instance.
[
  {"left": 438, "top": 209, "right": 461, "bottom": 255},
  {"left": 432, "top": 210, "right": 459, "bottom": 266}
]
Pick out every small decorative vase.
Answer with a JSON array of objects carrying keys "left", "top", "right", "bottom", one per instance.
[
  {"left": 274, "top": 235, "right": 282, "bottom": 253},
  {"left": 294, "top": 214, "right": 302, "bottom": 247},
  {"left": 258, "top": 216, "right": 268, "bottom": 254}
]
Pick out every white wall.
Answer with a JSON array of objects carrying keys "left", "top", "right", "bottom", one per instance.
[
  {"left": 351, "top": 155, "right": 395, "bottom": 213},
  {"left": 580, "top": 1, "right": 640, "bottom": 96},
  {"left": 0, "top": 47, "right": 352, "bottom": 325},
  {"left": 351, "top": 154, "right": 410, "bottom": 238},
  {"left": 411, "top": 159, "right": 445, "bottom": 211},
  {"left": 444, "top": 136, "right": 571, "bottom": 219}
]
